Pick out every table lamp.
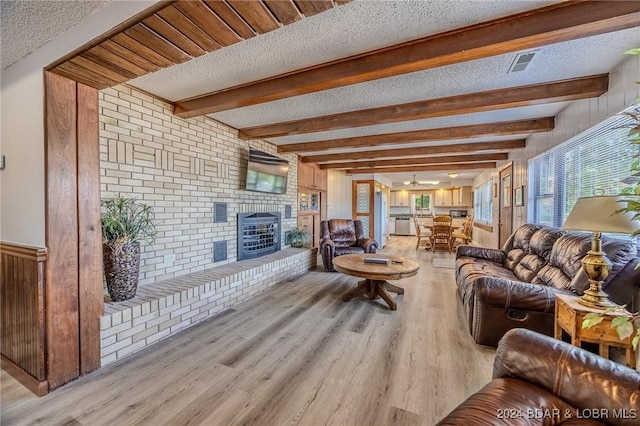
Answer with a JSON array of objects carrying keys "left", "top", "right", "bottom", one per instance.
[{"left": 561, "top": 195, "right": 640, "bottom": 308}]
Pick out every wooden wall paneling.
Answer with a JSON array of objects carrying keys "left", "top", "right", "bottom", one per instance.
[
  {"left": 45, "top": 72, "right": 81, "bottom": 390},
  {"left": 156, "top": 6, "right": 222, "bottom": 52},
  {"left": 124, "top": 24, "right": 192, "bottom": 64},
  {"left": 82, "top": 45, "right": 149, "bottom": 77},
  {"left": 110, "top": 33, "right": 175, "bottom": 67},
  {"left": 100, "top": 40, "right": 161, "bottom": 73},
  {"left": 54, "top": 62, "right": 113, "bottom": 89},
  {"left": 0, "top": 243, "right": 48, "bottom": 395},
  {"left": 263, "top": 0, "right": 302, "bottom": 25},
  {"left": 226, "top": 1, "right": 280, "bottom": 33},
  {"left": 68, "top": 57, "right": 130, "bottom": 86},
  {"left": 173, "top": 1, "right": 243, "bottom": 47},
  {"left": 142, "top": 15, "right": 208, "bottom": 57},
  {"left": 204, "top": 1, "right": 257, "bottom": 39},
  {"left": 77, "top": 83, "right": 104, "bottom": 375},
  {"left": 45, "top": 0, "right": 342, "bottom": 89},
  {"left": 293, "top": 0, "right": 333, "bottom": 16}
]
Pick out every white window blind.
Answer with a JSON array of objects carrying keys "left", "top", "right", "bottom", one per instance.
[
  {"left": 474, "top": 180, "right": 493, "bottom": 224},
  {"left": 528, "top": 105, "right": 639, "bottom": 227}
]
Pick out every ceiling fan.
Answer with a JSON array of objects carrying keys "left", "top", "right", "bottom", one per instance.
[{"left": 399, "top": 174, "right": 440, "bottom": 187}]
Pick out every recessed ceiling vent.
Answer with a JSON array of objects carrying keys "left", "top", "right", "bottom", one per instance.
[{"left": 509, "top": 51, "right": 537, "bottom": 73}]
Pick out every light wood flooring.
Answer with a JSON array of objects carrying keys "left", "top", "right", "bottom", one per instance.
[{"left": 1, "top": 236, "right": 495, "bottom": 425}]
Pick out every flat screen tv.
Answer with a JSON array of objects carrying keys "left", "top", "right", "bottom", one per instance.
[{"left": 245, "top": 147, "right": 289, "bottom": 194}]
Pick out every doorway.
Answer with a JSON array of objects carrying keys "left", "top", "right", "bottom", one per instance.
[{"left": 498, "top": 164, "right": 513, "bottom": 248}]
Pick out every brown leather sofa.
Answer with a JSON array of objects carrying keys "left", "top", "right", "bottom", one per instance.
[
  {"left": 456, "top": 224, "right": 640, "bottom": 346},
  {"left": 320, "top": 219, "right": 378, "bottom": 271},
  {"left": 438, "top": 328, "right": 640, "bottom": 425}
]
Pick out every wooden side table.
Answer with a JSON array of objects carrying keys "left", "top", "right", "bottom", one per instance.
[{"left": 555, "top": 293, "right": 637, "bottom": 368}]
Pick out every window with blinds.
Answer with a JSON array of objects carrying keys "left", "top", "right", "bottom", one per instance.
[
  {"left": 474, "top": 180, "right": 493, "bottom": 224},
  {"left": 528, "top": 105, "right": 639, "bottom": 227}
]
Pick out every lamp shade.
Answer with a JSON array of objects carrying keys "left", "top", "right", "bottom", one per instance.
[{"left": 561, "top": 195, "right": 640, "bottom": 234}]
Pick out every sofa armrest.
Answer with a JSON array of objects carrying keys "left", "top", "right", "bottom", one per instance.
[
  {"left": 320, "top": 238, "right": 335, "bottom": 250},
  {"left": 456, "top": 245, "right": 505, "bottom": 264},
  {"left": 494, "top": 329, "right": 640, "bottom": 418},
  {"left": 475, "top": 277, "right": 574, "bottom": 313},
  {"left": 357, "top": 238, "right": 378, "bottom": 253}
]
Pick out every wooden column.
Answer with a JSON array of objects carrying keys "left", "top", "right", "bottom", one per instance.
[
  {"left": 77, "top": 84, "right": 103, "bottom": 374},
  {"left": 45, "top": 72, "right": 102, "bottom": 390}
]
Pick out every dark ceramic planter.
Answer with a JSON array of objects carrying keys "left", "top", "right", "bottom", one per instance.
[{"left": 103, "top": 241, "right": 140, "bottom": 302}]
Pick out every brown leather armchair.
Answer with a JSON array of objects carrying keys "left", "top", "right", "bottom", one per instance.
[
  {"left": 438, "top": 328, "right": 640, "bottom": 425},
  {"left": 320, "top": 219, "right": 378, "bottom": 272}
]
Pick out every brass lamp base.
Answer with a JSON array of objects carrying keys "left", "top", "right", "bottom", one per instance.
[
  {"left": 577, "top": 232, "right": 618, "bottom": 309},
  {"left": 577, "top": 282, "right": 619, "bottom": 308}
]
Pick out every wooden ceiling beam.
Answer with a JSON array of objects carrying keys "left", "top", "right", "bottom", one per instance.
[
  {"left": 279, "top": 118, "right": 552, "bottom": 153},
  {"left": 300, "top": 139, "right": 526, "bottom": 163},
  {"left": 345, "top": 162, "right": 498, "bottom": 175},
  {"left": 319, "top": 152, "right": 509, "bottom": 170},
  {"left": 173, "top": 1, "right": 640, "bottom": 118},
  {"left": 239, "top": 75, "right": 607, "bottom": 139}
]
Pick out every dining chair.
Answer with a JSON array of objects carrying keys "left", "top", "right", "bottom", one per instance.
[
  {"left": 451, "top": 216, "right": 473, "bottom": 250},
  {"left": 414, "top": 215, "right": 431, "bottom": 250},
  {"left": 430, "top": 215, "right": 453, "bottom": 252}
]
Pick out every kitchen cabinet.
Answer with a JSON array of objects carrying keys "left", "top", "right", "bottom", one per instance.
[
  {"left": 298, "top": 162, "right": 326, "bottom": 190},
  {"left": 434, "top": 187, "right": 473, "bottom": 207},
  {"left": 460, "top": 186, "right": 472, "bottom": 206},
  {"left": 434, "top": 189, "right": 452, "bottom": 207},
  {"left": 390, "top": 191, "right": 409, "bottom": 206},
  {"left": 298, "top": 213, "right": 321, "bottom": 248},
  {"left": 298, "top": 190, "right": 320, "bottom": 212},
  {"left": 388, "top": 219, "right": 396, "bottom": 235}
]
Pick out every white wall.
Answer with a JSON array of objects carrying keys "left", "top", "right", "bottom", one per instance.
[
  {"left": 473, "top": 53, "right": 640, "bottom": 248},
  {"left": 0, "top": 1, "right": 158, "bottom": 247},
  {"left": 327, "top": 170, "right": 352, "bottom": 219},
  {"left": 0, "top": 69, "right": 45, "bottom": 246}
]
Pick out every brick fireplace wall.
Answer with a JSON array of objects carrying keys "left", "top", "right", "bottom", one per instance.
[{"left": 99, "top": 85, "right": 299, "bottom": 286}]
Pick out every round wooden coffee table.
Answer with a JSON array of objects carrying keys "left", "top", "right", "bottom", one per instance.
[{"left": 332, "top": 253, "right": 420, "bottom": 310}]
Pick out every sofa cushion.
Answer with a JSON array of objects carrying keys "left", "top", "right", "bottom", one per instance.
[
  {"left": 512, "top": 227, "right": 565, "bottom": 282},
  {"left": 532, "top": 233, "right": 592, "bottom": 290},
  {"left": 458, "top": 259, "right": 518, "bottom": 285},
  {"left": 503, "top": 224, "right": 542, "bottom": 270}
]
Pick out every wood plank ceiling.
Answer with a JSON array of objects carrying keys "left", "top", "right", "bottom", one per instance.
[
  {"left": 49, "top": 0, "right": 347, "bottom": 90},
  {"left": 48, "top": 1, "right": 640, "bottom": 180}
]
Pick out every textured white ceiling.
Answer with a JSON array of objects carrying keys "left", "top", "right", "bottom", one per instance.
[
  {"left": 131, "top": 0, "right": 555, "bottom": 100},
  {"left": 1, "top": 0, "right": 112, "bottom": 70},
  {"left": 209, "top": 31, "right": 638, "bottom": 132},
  {"left": 128, "top": 0, "right": 640, "bottom": 184},
  {"left": 9, "top": 0, "right": 637, "bottom": 185}
]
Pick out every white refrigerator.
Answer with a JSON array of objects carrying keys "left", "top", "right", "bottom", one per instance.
[{"left": 374, "top": 191, "right": 388, "bottom": 248}]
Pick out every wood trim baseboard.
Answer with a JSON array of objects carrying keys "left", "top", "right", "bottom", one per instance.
[
  {"left": 0, "top": 242, "right": 47, "bottom": 261},
  {"left": 474, "top": 222, "right": 493, "bottom": 233},
  {"left": 1, "top": 355, "right": 48, "bottom": 396}
]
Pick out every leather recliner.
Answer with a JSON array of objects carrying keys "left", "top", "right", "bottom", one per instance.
[
  {"left": 320, "top": 219, "right": 378, "bottom": 272},
  {"left": 438, "top": 328, "right": 640, "bottom": 425}
]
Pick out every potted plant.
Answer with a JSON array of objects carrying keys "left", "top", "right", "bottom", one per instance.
[
  {"left": 101, "top": 195, "right": 157, "bottom": 301},
  {"left": 287, "top": 228, "right": 311, "bottom": 248}
]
